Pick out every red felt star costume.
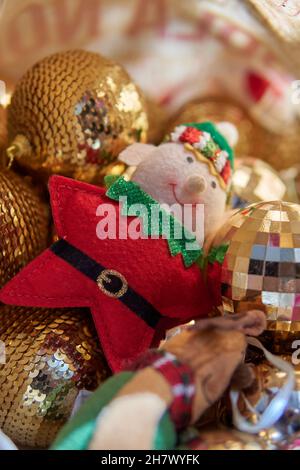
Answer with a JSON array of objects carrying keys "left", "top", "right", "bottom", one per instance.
[{"left": 0, "top": 175, "right": 213, "bottom": 371}]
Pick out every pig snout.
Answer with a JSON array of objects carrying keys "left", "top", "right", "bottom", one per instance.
[{"left": 183, "top": 175, "right": 207, "bottom": 195}]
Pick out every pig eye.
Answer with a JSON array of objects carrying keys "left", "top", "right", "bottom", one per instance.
[
  {"left": 186, "top": 156, "right": 194, "bottom": 164},
  {"left": 211, "top": 181, "right": 217, "bottom": 189}
]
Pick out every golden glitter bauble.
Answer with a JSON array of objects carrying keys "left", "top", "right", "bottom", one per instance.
[
  {"left": 231, "top": 157, "right": 287, "bottom": 209},
  {"left": 183, "top": 427, "right": 271, "bottom": 450},
  {"left": 144, "top": 97, "right": 167, "bottom": 145},
  {"left": 169, "top": 97, "right": 300, "bottom": 170},
  {"left": 280, "top": 165, "right": 300, "bottom": 205},
  {"left": 0, "top": 170, "right": 49, "bottom": 287},
  {"left": 7, "top": 50, "right": 149, "bottom": 183},
  {"left": 212, "top": 201, "right": 300, "bottom": 339},
  {"left": 0, "top": 306, "right": 110, "bottom": 449}
]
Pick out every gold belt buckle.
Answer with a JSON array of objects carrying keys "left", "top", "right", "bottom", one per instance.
[{"left": 97, "top": 269, "right": 128, "bottom": 298}]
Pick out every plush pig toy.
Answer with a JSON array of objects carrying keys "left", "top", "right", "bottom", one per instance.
[
  {"left": 119, "top": 121, "right": 237, "bottom": 245},
  {"left": 0, "top": 121, "right": 237, "bottom": 372}
]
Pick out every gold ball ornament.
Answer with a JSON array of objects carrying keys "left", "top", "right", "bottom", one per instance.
[
  {"left": 212, "top": 201, "right": 300, "bottom": 349},
  {"left": 280, "top": 165, "right": 300, "bottom": 204},
  {"left": 169, "top": 97, "right": 300, "bottom": 170},
  {"left": 182, "top": 427, "right": 272, "bottom": 450},
  {"left": 7, "top": 50, "right": 149, "bottom": 183},
  {"left": 231, "top": 157, "right": 287, "bottom": 209},
  {"left": 0, "top": 306, "right": 110, "bottom": 449},
  {"left": 144, "top": 97, "right": 168, "bottom": 145},
  {"left": 0, "top": 170, "right": 49, "bottom": 288}
]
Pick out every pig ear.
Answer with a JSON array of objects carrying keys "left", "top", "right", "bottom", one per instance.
[
  {"left": 118, "top": 143, "right": 156, "bottom": 166},
  {"left": 215, "top": 121, "right": 239, "bottom": 148}
]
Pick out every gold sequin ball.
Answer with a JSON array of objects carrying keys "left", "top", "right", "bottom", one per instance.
[
  {"left": 0, "top": 170, "right": 49, "bottom": 287},
  {"left": 7, "top": 50, "right": 149, "bottom": 183},
  {"left": 169, "top": 97, "right": 300, "bottom": 170},
  {"left": 0, "top": 306, "right": 110, "bottom": 449},
  {"left": 231, "top": 157, "right": 287, "bottom": 209},
  {"left": 212, "top": 201, "right": 300, "bottom": 346}
]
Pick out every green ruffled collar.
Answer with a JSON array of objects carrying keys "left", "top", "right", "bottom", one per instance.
[{"left": 105, "top": 176, "right": 228, "bottom": 268}]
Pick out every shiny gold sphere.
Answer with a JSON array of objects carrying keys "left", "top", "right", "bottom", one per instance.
[
  {"left": 280, "top": 165, "right": 300, "bottom": 204},
  {"left": 7, "top": 50, "right": 149, "bottom": 183},
  {"left": 0, "top": 306, "right": 110, "bottom": 448},
  {"left": 169, "top": 97, "right": 300, "bottom": 170},
  {"left": 144, "top": 97, "right": 167, "bottom": 145},
  {"left": 231, "top": 157, "right": 287, "bottom": 209},
  {"left": 0, "top": 170, "right": 49, "bottom": 287},
  {"left": 185, "top": 427, "right": 270, "bottom": 450},
  {"left": 213, "top": 201, "right": 300, "bottom": 335}
]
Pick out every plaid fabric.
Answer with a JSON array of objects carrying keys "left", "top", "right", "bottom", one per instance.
[{"left": 130, "top": 349, "right": 195, "bottom": 430}]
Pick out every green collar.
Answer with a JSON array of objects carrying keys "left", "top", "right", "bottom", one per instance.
[{"left": 105, "top": 176, "right": 202, "bottom": 268}]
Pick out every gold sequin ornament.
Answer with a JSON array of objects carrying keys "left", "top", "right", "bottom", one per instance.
[
  {"left": 6, "top": 50, "right": 149, "bottom": 183},
  {"left": 0, "top": 306, "right": 110, "bottom": 449},
  {"left": 231, "top": 157, "right": 287, "bottom": 209},
  {"left": 212, "top": 201, "right": 300, "bottom": 348},
  {"left": 0, "top": 170, "right": 49, "bottom": 287},
  {"left": 169, "top": 97, "right": 300, "bottom": 170}
]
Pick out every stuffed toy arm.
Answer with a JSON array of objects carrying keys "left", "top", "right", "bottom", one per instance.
[{"left": 52, "top": 311, "right": 266, "bottom": 450}]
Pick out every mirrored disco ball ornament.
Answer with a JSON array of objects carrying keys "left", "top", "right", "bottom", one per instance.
[
  {"left": 231, "top": 158, "right": 287, "bottom": 209},
  {"left": 213, "top": 201, "right": 300, "bottom": 346}
]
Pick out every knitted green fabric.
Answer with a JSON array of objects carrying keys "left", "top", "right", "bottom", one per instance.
[{"left": 106, "top": 177, "right": 202, "bottom": 268}]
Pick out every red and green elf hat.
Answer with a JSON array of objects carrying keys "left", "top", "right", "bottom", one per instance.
[{"left": 169, "top": 121, "right": 235, "bottom": 191}]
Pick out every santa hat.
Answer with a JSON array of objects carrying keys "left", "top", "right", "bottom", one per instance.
[{"left": 168, "top": 121, "right": 236, "bottom": 191}]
